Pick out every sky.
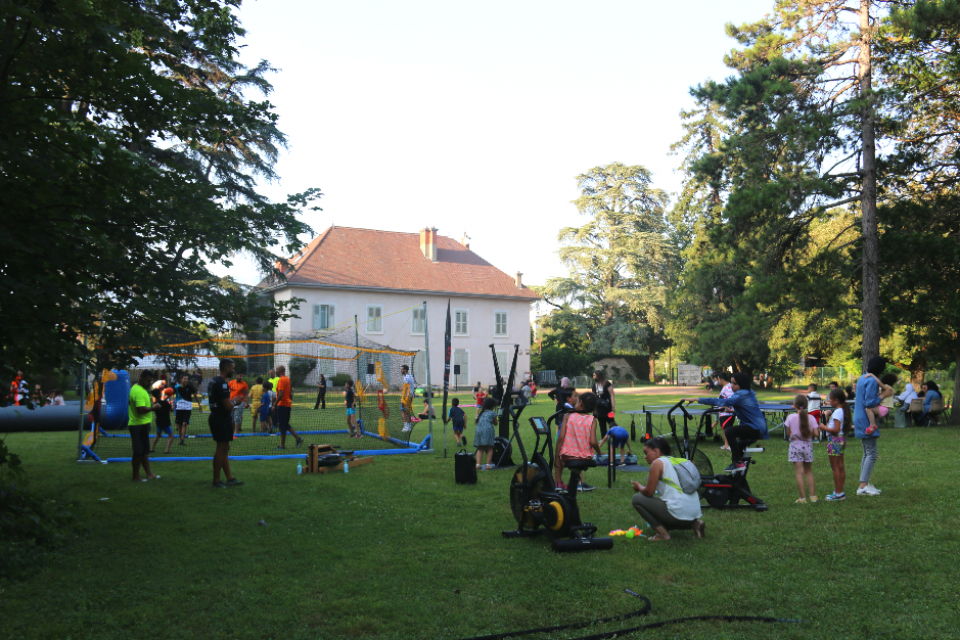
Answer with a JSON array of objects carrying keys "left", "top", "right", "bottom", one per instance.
[{"left": 222, "top": 0, "right": 773, "bottom": 290}]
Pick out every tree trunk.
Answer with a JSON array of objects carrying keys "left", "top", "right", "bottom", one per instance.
[
  {"left": 910, "top": 367, "right": 926, "bottom": 389},
  {"left": 859, "top": 0, "right": 881, "bottom": 371},
  {"left": 648, "top": 350, "right": 656, "bottom": 383},
  {"left": 952, "top": 351, "right": 960, "bottom": 425}
]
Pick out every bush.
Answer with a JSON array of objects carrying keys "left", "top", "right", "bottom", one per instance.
[
  {"left": 331, "top": 373, "right": 352, "bottom": 387},
  {"left": 289, "top": 357, "right": 316, "bottom": 387}
]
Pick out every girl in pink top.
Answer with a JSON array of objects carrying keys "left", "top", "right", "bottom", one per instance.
[
  {"left": 785, "top": 394, "right": 820, "bottom": 503},
  {"left": 553, "top": 392, "right": 601, "bottom": 490}
]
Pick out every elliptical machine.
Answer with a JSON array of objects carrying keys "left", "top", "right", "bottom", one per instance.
[
  {"left": 667, "top": 401, "right": 768, "bottom": 512},
  {"left": 502, "top": 406, "right": 613, "bottom": 552}
]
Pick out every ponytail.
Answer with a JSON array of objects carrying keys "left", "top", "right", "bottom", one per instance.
[
  {"left": 794, "top": 394, "right": 811, "bottom": 439},
  {"left": 829, "top": 388, "right": 853, "bottom": 436}
]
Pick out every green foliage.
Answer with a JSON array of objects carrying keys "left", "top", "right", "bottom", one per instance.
[
  {"left": 539, "top": 347, "right": 594, "bottom": 378},
  {"left": 288, "top": 357, "right": 316, "bottom": 387},
  {"left": 331, "top": 373, "right": 352, "bottom": 387},
  {"left": 0, "top": 0, "right": 320, "bottom": 387}
]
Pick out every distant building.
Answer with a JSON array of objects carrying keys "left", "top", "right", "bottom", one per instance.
[{"left": 259, "top": 226, "right": 540, "bottom": 386}]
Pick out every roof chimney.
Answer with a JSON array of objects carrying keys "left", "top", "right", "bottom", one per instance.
[
  {"left": 461, "top": 233, "right": 470, "bottom": 249},
  {"left": 420, "top": 227, "right": 438, "bottom": 262},
  {"left": 515, "top": 271, "right": 523, "bottom": 288}
]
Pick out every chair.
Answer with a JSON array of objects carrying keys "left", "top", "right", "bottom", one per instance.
[
  {"left": 908, "top": 399, "right": 924, "bottom": 425},
  {"left": 926, "top": 398, "right": 946, "bottom": 426}
]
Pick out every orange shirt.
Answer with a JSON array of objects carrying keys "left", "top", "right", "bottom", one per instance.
[
  {"left": 276, "top": 376, "right": 292, "bottom": 407},
  {"left": 229, "top": 379, "right": 249, "bottom": 402}
]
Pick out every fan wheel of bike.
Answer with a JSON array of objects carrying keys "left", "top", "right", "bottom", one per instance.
[
  {"left": 510, "top": 465, "right": 545, "bottom": 528},
  {"left": 691, "top": 449, "right": 713, "bottom": 499}
]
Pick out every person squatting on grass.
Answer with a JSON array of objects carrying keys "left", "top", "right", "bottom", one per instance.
[
  {"left": 474, "top": 397, "right": 498, "bottom": 470},
  {"left": 553, "top": 392, "right": 601, "bottom": 490},
  {"left": 854, "top": 357, "right": 886, "bottom": 496},
  {"left": 598, "top": 424, "right": 632, "bottom": 465},
  {"left": 208, "top": 358, "right": 243, "bottom": 488},
  {"left": 823, "top": 387, "right": 853, "bottom": 501},
  {"left": 128, "top": 369, "right": 160, "bottom": 482},
  {"left": 631, "top": 436, "right": 705, "bottom": 542},
  {"left": 785, "top": 395, "right": 819, "bottom": 503},
  {"left": 686, "top": 372, "right": 769, "bottom": 474},
  {"left": 345, "top": 380, "right": 360, "bottom": 438},
  {"left": 447, "top": 397, "right": 467, "bottom": 447},
  {"left": 274, "top": 365, "right": 304, "bottom": 449}
]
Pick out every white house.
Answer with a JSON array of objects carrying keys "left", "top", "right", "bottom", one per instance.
[{"left": 259, "top": 226, "right": 540, "bottom": 387}]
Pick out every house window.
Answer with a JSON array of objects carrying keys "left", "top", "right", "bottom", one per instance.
[
  {"left": 495, "top": 350, "right": 510, "bottom": 382},
  {"left": 411, "top": 307, "right": 425, "bottom": 335},
  {"left": 412, "top": 350, "right": 427, "bottom": 383},
  {"left": 494, "top": 310, "right": 508, "bottom": 337},
  {"left": 367, "top": 305, "right": 383, "bottom": 333},
  {"left": 453, "top": 349, "right": 469, "bottom": 384},
  {"left": 454, "top": 309, "right": 469, "bottom": 336},
  {"left": 313, "top": 304, "right": 335, "bottom": 331}
]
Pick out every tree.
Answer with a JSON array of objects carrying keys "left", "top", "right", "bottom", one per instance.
[
  {"left": 0, "top": 1, "right": 318, "bottom": 392},
  {"left": 537, "top": 163, "right": 676, "bottom": 362}
]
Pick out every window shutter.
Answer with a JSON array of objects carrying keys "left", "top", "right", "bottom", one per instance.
[{"left": 313, "top": 304, "right": 321, "bottom": 330}]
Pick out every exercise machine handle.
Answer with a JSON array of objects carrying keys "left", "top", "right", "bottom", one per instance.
[
  {"left": 667, "top": 400, "right": 692, "bottom": 421},
  {"left": 546, "top": 407, "right": 573, "bottom": 428}
]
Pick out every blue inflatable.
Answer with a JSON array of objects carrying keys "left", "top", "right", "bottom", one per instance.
[{"left": 101, "top": 369, "right": 131, "bottom": 430}]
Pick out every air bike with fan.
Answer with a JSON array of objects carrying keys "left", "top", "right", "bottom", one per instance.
[
  {"left": 666, "top": 400, "right": 768, "bottom": 512},
  {"left": 502, "top": 405, "right": 613, "bottom": 552}
]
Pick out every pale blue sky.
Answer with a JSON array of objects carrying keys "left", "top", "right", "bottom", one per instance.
[{"left": 225, "top": 0, "right": 772, "bottom": 289}]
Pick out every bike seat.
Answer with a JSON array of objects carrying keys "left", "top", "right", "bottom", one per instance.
[{"left": 565, "top": 459, "right": 597, "bottom": 471}]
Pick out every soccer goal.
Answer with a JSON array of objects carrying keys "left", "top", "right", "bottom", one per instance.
[{"left": 78, "top": 327, "right": 430, "bottom": 463}]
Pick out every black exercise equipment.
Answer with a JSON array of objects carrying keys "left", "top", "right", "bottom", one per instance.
[
  {"left": 502, "top": 406, "right": 613, "bottom": 552},
  {"left": 667, "top": 401, "right": 768, "bottom": 512}
]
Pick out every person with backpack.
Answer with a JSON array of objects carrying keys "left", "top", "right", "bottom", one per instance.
[{"left": 630, "top": 436, "right": 705, "bottom": 542}]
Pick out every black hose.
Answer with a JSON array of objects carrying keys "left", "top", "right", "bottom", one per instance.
[{"left": 457, "top": 589, "right": 804, "bottom": 640}]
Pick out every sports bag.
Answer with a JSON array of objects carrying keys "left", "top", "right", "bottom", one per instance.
[
  {"left": 455, "top": 449, "right": 477, "bottom": 485},
  {"left": 666, "top": 457, "right": 701, "bottom": 495}
]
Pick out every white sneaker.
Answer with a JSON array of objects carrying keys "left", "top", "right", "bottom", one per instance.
[
  {"left": 401, "top": 424, "right": 412, "bottom": 432},
  {"left": 857, "top": 485, "right": 881, "bottom": 496},
  {"left": 867, "top": 483, "right": 881, "bottom": 494}
]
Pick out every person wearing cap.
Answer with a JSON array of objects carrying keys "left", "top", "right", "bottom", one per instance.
[{"left": 683, "top": 372, "right": 768, "bottom": 474}]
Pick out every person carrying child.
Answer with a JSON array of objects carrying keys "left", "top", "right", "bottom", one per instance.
[
  {"left": 258, "top": 381, "right": 273, "bottom": 433},
  {"left": 785, "top": 395, "right": 819, "bottom": 503},
  {"left": 474, "top": 397, "right": 498, "bottom": 470},
  {"left": 822, "top": 387, "right": 852, "bottom": 501},
  {"left": 150, "top": 386, "right": 175, "bottom": 454},
  {"left": 345, "top": 380, "right": 361, "bottom": 438},
  {"left": 861, "top": 372, "right": 896, "bottom": 436},
  {"left": 853, "top": 356, "right": 886, "bottom": 496},
  {"left": 553, "top": 392, "right": 601, "bottom": 490},
  {"left": 598, "top": 424, "right": 632, "bottom": 465},
  {"left": 447, "top": 397, "right": 467, "bottom": 447}
]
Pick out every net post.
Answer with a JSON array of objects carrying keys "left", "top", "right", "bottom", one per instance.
[
  {"left": 354, "top": 315, "right": 363, "bottom": 427},
  {"left": 422, "top": 301, "right": 433, "bottom": 449}
]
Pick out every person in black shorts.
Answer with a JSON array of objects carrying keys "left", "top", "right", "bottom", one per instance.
[{"left": 208, "top": 358, "right": 243, "bottom": 488}]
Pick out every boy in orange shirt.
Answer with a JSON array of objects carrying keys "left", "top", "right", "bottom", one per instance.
[{"left": 274, "top": 365, "right": 304, "bottom": 449}]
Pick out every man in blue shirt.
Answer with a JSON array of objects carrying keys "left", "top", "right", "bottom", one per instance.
[
  {"left": 685, "top": 372, "right": 768, "bottom": 474},
  {"left": 854, "top": 356, "right": 886, "bottom": 496}
]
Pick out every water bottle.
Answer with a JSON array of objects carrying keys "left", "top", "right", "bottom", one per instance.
[
  {"left": 296, "top": 461, "right": 302, "bottom": 475},
  {"left": 344, "top": 460, "right": 349, "bottom": 474}
]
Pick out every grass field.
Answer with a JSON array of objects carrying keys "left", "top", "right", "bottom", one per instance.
[{"left": 2, "top": 389, "right": 958, "bottom": 640}]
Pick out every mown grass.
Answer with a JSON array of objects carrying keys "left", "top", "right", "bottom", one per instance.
[{"left": 1, "top": 389, "right": 958, "bottom": 640}]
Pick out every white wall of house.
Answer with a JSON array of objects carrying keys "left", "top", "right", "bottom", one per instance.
[{"left": 272, "top": 287, "right": 533, "bottom": 387}]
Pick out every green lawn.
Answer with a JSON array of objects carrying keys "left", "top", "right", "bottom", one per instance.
[{"left": 2, "top": 389, "right": 958, "bottom": 639}]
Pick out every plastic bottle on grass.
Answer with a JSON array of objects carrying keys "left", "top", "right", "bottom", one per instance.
[
  {"left": 344, "top": 460, "right": 349, "bottom": 474},
  {"left": 297, "top": 461, "right": 302, "bottom": 475}
]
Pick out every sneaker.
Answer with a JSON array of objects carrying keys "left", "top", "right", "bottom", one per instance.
[
  {"left": 857, "top": 485, "right": 881, "bottom": 496},
  {"left": 275, "top": 446, "right": 286, "bottom": 450},
  {"left": 826, "top": 492, "right": 846, "bottom": 501},
  {"left": 725, "top": 462, "right": 747, "bottom": 474},
  {"left": 578, "top": 482, "right": 597, "bottom": 492},
  {"left": 212, "top": 482, "right": 227, "bottom": 489},
  {"left": 462, "top": 436, "right": 468, "bottom": 447},
  {"left": 225, "top": 479, "right": 244, "bottom": 487},
  {"left": 794, "top": 498, "right": 807, "bottom": 504},
  {"left": 485, "top": 464, "right": 496, "bottom": 470},
  {"left": 809, "top": 496, "right": 818, "bottom": 503},
  {"left": 296, "top": 437, "right": 305, "bottom": 448},
  {"left": 179, "top": 440, "right": 185, "bottom": 446},
  {"left": 401, "top": 425, "right": 412, "bottom": 432},
  {"left": 867, "top": 483, "right": 881, "bottom": 494}
]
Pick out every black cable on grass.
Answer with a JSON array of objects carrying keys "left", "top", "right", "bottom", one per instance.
[{"left": 458, "top": 589, "right": 804, "bottom": 640}]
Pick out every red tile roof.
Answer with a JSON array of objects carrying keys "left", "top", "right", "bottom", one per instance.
[{"left": 261, "top": 226, "right": 540, "bottom": 301}]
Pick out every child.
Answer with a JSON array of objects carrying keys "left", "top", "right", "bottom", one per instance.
[
  {"left": 474, "top": 397, "right": 498, "bottom": 470},
  {"left": 49, "top": 389, "right": 65, "bottom": 406},
  {"left": 823, "top": 388, "right": 852, "bottom": 501},
  {"left": 448, "top": 398, "right": 467, "bottom": 447},
  {"left": 258, "top": 381, "right": 273, "bottom": 433},
  {"left": 598, "top": 424, "right": 632, "bottom": 465},
  {"left": 473, "top": 383, "right": 487, "bottom": 418},
  {"left": 785, "top": 394, "right": 819, "bottom": 503},
  {"left": 554, "top": 392, "right": 601, "bottom": 490},
  {"left": 345, "top": 380, "right": 360, "bottom": 438},
  {"left": 863, "top": 373, "right": 897, "bottom": 435},
  {"left": 174, "top": 374, "right": 195, "bottom": 445},
  {"left": 150, "top": 387, "right": 175, "bottom": 454}
]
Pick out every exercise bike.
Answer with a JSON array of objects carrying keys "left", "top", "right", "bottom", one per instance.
[
  {"left": 667, "top": 401, "right": 768, "bottom": 512},
  {"left": 502, "top": 406, "right": 613, "bottom": 552}
]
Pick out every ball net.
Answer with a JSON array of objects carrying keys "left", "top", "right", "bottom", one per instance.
[{"left": 79, "top": 328, "right": 428, "bottom": 462}]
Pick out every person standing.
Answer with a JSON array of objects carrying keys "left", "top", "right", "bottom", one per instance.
[
  {"left": 267, "top": 369, "right": 279, "bottom": 394},
  {"left": 228, "top": 371, "right": 249, "bottom": 435},
  {"left": 854, "top": 356, "right": 886, "bottom": 496},
  {"left": 174, "top": 374, "right": 194, "bottom": 446},
  {"left": 592, "top": 370, "right": 615, "bottom": 438},
  {"left": 208, "top": 358, "right": 243, "bottom": 488},
  {"left": 128, "top": 369, "right": 159, "bottom": 482},
  {"left": 248, "top": 376, "right": 264, "bottom": 429},
  {"left": 274, "top": 365, "right": 304, "bottom": 449},
  {"left": 400, "top": 364, "right": 416, "bottom": 432},
  {"left": 314, "top": 374, "right": 327, "bottom": 410}
]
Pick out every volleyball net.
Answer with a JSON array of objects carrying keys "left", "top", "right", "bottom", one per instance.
[{"left": 78, "top": 327, "right": 431, "bottom": 462}]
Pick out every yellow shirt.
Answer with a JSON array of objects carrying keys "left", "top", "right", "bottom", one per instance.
[
  {"left": 128, "top": 384, "right": 153, "bottom": 426},
  {"left": 249, "top": 384, "right": 264, "bottom": 413}
]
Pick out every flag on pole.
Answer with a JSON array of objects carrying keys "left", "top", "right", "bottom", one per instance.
[{"left": 441, "top": 300, "right": 451, "bottom": 430}]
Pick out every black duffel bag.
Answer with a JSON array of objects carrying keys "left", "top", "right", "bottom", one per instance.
[{"left": 455, "top": 449, "right": 477, "bottom": 484}]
